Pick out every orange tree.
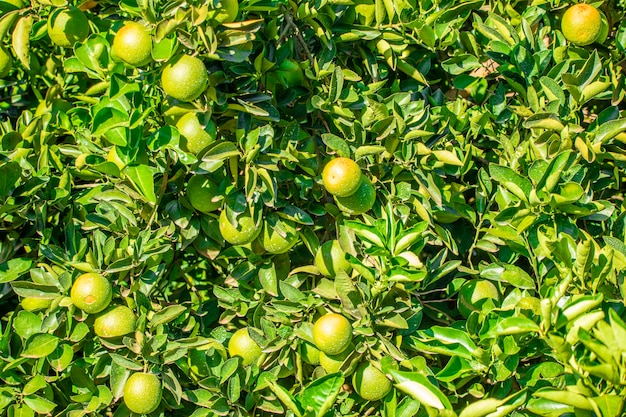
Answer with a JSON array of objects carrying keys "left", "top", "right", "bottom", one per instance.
[{"left": 1, "top": 0, "right": 626, "bottom": 415}]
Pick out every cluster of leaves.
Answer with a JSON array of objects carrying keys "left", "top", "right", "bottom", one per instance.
[{"left": 2, "top": 0, "right": 626, "bottom": 415}]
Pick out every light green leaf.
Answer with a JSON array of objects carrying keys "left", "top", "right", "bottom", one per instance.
[
  {"left": 480, "top": 262, "right": 535, "bottom": 289},
  {"left": 22, "top": 334, "right": 59, "bottom": 358},
  {"left": 149, "top": 305, "right": 187, "bottom": 327},
  {"left": 489, "top": 165, "right": 532, "bottom": 202},
  {"left": 0, "top": 258, "right": 32, "bottom": 283},
  {"left": 300, "top": 373, "right": 344, "bottom": 417},
  {"left": 11, "top": 15, "right": 31, "bottom": 70},
  {"left": 389, "top": 369, "right": 452, "bottom": 410},
  {"left": 125, "top": 165, "right": 157, "bottom": 204}
]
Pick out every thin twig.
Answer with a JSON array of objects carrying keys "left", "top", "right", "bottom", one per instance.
[{"left": 283, "top": 12, "right": 312, "bottom": 63}]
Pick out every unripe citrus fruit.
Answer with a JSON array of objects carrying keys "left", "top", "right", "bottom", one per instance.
[
  {"left": 335, "top": 175, "right": 376, "bottom": 215},
  {"left": 124, "top": 372, "right": 162, "bottom": 414},
  {"left": 0, "top": 47, "right": 12, "bottom": 78},
  {"left": 561, "top": 3, "right": 603, "bottom": 46},
  {"left": 70, "top": 273, "right": 112, "bottom": 314},
  {"left": 47, "top": 7, "right": 90, "bottom": 48},
  {"left": 208, "top": 0, "right": 239, "bottom": 24},
  {"left": 259, "top": 213, "right": 299, "bottom": 254},
  {"left": 312, "top": 313, "right": 353, "bottom": 355},
  {"left": 161, "top": 55, "right": 208, "bottom": 102},
  {"left": 20, "top": 297, "right": 52, "bottom": 312},
  {"left": 322, "top": 157, "right": 362, "bottom": 197},
  {"left": 218, "top": 208, "right": 262, "bottom": 245},
  {"left": 301, "top": 341, "right": 321, "bottom": 365},
  {"left": 228, "top": 327, "right": 262, "bottom": 366},
  {"left": 274, "top": 60, "right": 304, "bottom": 88},
  {"left": 187, "top": 175, "right": 221, "bottom": 213},
  {"left": 315, "top": 240, "right": 352, "bottom": 277},
  {"left": 94, "top": 305, "right": 137, "bottom": 338},
  {"left": 112, "top": 22, "right": 152, "bottom": 67},
  {"left": 319, "top": 343, "right": 353, "bottom": 374},
  {"left": 596, "top": 11, "right": 610, "bottom": 44},
  {"left": 176, "top": 113, "right": 216, "bottom": 154},
  {"left": 457, "top": 279, "right": 500, "bottom": 318},
  {"left": 352, "top": 362, "right": 392, "bottom": 401}
]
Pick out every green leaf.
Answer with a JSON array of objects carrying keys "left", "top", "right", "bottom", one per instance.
[
  {"left": 11, "top": 15, "right": 31, "bottom": 70},
  {"left": 595, "top": 118, "right": 626, "bottom": 143},
  {"left": 125, "top": 164, "right": 157, "bottom": 204},
  {"left": 489, "top": 165, "right": 532, "bottom": 202},
  {"left": 603, "top": 236, "right": 626, "bottom": 258},
  {"left": 22, "top": 334, "right": 59, "bottom": 358},
  {"left": 280, "top": 206, "right": 314, "bottom": 225},
  {"left": 533, "top": 389, "right": 593, "bottom": 410},
  {"left": 23, "top": 375, "right": 47, "bottom": 396},
  {"left": 23, "top": 395, "right": 56, "bottom": 414},
  {"left": 344, "top": 220, "right": 385, "bottom": 248},
  {"left": 590, "top": 395, "right": 625, "bottom": 417},
  {"left": 109, "top": 353, "right": 143, "bottom": 371},
  {"left": 199, "top": 141, "right": 240, "bottom": 172},
  {"left": 258, "top": 262, "right": 278, "bottom": 297},
  {"left": 389, "top": 369, "right": 452, "bottom": 410},
  {"left": 300, "top": 373, "right": 344, "bottom": 417},
  {"left": 149, "top": 305, "right": 187, "bottom": 327},
  {"left": 355, "top": 145, "right": 386, "bottom": 159},
  {"left": 92, "top": 107, "right": 129, "bottom": 145},
  {"left": 0, "top": 258, "right": 32, "bottom": 283},
  {"left": 334, "top": 270, "right": 362, "bottom": 318},
  {"left": 441, "top": 54, "right": 481, "bottom": 75},
  {"left": 268, "top": 380, "right": 303, "bottom": 417},
  {"left": 110, "top": 361, "right": 131, "bottom": 400},
  {"left": 0, "top": 161, "right": 21, "bottom": 198},
  {"left": 481, "top": 316, "right": 540, "bottom": 339},
  {"left": 13, "top": 311, "right": 41, "bottom": 341},
  {"left": 522, "top": 113, "right": 565, "bottom": 131},
  {"left": 47, "top": 344, "right": 73, "bottom": 372},
  {"left": 480, "top": 262, "right": 535, "bottom": 289},
  {"left": 220, "top": 358, "right": 239, "bottom": 384},
  {"left": 321, "top": 133, "right": 350, "bottom": 157},
  {"left": 0, "top": 11, "right": 19, "bottom": 42},
  {"left": 330, "top": 66, "right": 344, "bottom": 103},
  {"left": 535, "top": 151, "right": 571, "bottom": 194}
]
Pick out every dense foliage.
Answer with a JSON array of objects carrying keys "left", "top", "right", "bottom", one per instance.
[{"left": 1, "top": 0, "right": 626, "bottom": 415}]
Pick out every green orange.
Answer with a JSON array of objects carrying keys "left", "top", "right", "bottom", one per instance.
[
  {"left": 124, "top": 372, "right": 162, "bottom": 414},
  {"left": 112, "top": 22, "right": 152, "bottom": 67},
  {"left": 301, "top": 341, "right": 321, "bottom": 366},
  {"left": 47, "top": 7, "right": 90, "bottom": 48},
  {"left": 228, "top": 328, "right": 262, "bottom": 366},
  {"left": 161, "top": 55, "right": 208, "bottom": 102},
  {"left": 352, "top": 362, "right": 392, "bottom": 401},
  {"left": 186, "top": 175, "right": 221, "bottom": 213},
  {"left": 312, "top": 313, "right": 353, "bottom": 356},
  {"left": 457, "top": 280, "right": 500, "bottom": 318},
  {"left": 259, "top": 213, "right": 299, "bottom": 254},
  {"left": 322, "top": 157, "right": 362, "bottom": 197},
  {"left": 94, "top": 305, "right": 137, "bottom": 338},
  {"left": 70, "top": 273, "right": 112, "bottom": 314},
  {"left": 176, "top": 112, "right": 216, "bottom": 154},
  {"left": 319, "top": 343, "right": 353, "bottom": 374},
  {"left": 208, "top": 0, "right": 239, "bottom": 24},
  {"left": 218, "top": 208, "right": 262, "bottom": 245},
  {"left": 335, "top": 175, "right": 376, "bottom": 215},
  {"left": 315, "top": 240, "right": 352, "bottom": 277}
]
